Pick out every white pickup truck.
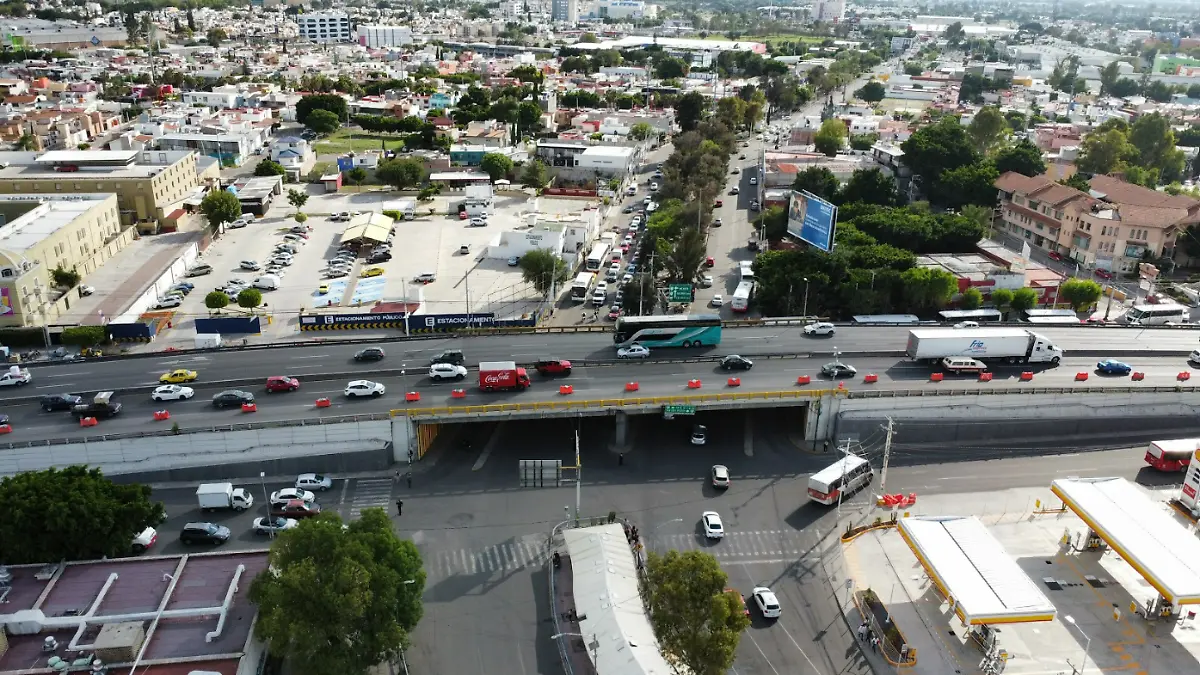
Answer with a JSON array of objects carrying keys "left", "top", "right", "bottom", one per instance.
[{"left": 0, "top": 366, "right": 31, "bottom": 386}]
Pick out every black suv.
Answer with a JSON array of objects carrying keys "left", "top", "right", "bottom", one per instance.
[
  {"left": 179, "top": 522, "right": 231, "bottom": 545},
  {"left": 212, "top": 390, "right": 255, "bottom": 408},
  {"left": 354, "top": 347, "right": 386, "bottom": 362},
  {"left": 430, "top": 349, "right": 465, "bottom": 366},
  {"left": 41, "top": 393, "right": 82, "bottom": 411}
]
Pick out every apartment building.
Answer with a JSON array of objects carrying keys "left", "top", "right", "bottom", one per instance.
[
  {"left": 296, "top": 11, "right": 352, "bottom": 43},
  {"left": 0, "top": 193, "right": 127, "bottom": 328},
  {"left": 994, "top": 172, "right": 1200, "bottom": 275},
  {"left": 0, "top": 150, "right": 203, "bottom": 228}
]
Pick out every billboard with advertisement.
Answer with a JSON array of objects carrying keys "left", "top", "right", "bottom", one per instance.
[
  {"left": 0, "top": 287, "right": 12, "bottom": 316},
  {"left": 787, "top": 190, "right": 837, "bottom": 253}
]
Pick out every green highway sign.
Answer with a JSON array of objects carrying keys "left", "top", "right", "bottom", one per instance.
[
  {"left": 668, "top": 284, "right": 693, "bottom": 302},
  {"left": 663, "top": 404, "right": 696, "bottom": 416}
]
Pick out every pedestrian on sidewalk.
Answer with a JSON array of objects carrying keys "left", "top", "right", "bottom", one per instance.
[
  {"left": 870, "top": 636, "right": 878, "bottom": 653},
  {"left": 396, "top": 499, "right": 404, "bottom": 516},
  {"left": 406, "top": 471, "right": 412, "bottom": 488},
  {"left": 856, "top": 623, "right": 867, "bottom": 642}
]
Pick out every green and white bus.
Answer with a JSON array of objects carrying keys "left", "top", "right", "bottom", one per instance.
[{"left": 613, "top": 314, "right": 723, "bottom": 348}]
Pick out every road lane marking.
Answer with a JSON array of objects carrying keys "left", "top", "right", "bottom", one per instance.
[
  {"left": 744, "top": 632, "right": 782, "bottom": 675},
  {"left": 35, "top": 384, "right": 72, "bottom": 389},
  {"left": 41, "top": 372, "right": 89, "bottom": 378},
  {"left": 292, "top": 354, "right": 331, "bottom": 359}
]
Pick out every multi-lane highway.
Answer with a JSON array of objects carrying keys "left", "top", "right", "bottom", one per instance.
[
  {"left": 2, "top": 351, "right": 1197, "bottom": 444},
  {"left": 2, "top": 325, "right": 1196, "bottom": 402}
]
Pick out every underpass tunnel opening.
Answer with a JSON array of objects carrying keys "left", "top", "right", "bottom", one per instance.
[{"left": 411, "top": 419, "right": 502, "bottom": 462}]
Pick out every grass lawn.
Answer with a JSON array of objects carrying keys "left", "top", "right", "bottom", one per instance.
[{"left": 314, "top": 128, "right": 408, "bottom": 156}]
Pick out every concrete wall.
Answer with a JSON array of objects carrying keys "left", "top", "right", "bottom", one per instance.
[
  {"left": 0, "top": 420, "right": 395, "bottom": 482},
  {"left": 833, "top": 390, "right": 1200, "bottom": 454}
]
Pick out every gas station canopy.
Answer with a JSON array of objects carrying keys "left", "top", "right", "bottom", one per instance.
[
  {"left": 898, "top": 516, "right": 1056, "bottom": 625},
  {"left": 1051, "top": 477, "right": 1200, "bottom": 605}
]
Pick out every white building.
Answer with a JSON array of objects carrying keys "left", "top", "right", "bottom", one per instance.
[
  {"left": 575, "top": 146, "right": 637, "bottom": 175},
  {"left": 295, "top": 12, "right": 352, "bottom": 43},
  {"left": 552, "top": 0, "right": 578, "bottom": 24},
  {"left": 593, "top": 0, "right": 648, "bottom": 19},
  {"left": 357, "top": 25, "right": 414, "bottom": 48},
  {"left": 813, "top": 0, "right": 845, "bottom": 23}
]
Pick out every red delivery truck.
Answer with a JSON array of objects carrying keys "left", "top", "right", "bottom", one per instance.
[{"left": 479, "top": 361, "right": 531, "bottom": 392}]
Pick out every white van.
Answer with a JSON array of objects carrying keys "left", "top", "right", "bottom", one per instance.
[{"left": 252, "top": 274, "right": 281, "bottom": 290}]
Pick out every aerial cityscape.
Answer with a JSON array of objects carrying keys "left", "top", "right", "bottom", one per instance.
[{"left": 1, "top": 1, "right": 1200, "bottom": 674}]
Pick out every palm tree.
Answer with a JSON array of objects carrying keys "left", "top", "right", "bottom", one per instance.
[
  {"left": 16, "top": 133, "right": 37, "bottom": 151},
  {"left": 960, "top": 204, "right": 995, "bottom": 237}
]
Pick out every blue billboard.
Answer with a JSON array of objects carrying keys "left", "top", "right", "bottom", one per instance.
[{"left": 787, "top": 190, "right": 837, "bottom": 253}]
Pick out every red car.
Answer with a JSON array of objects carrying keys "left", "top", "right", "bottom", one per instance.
[
  {"left": 1047, "top": 251, "right": 1063, "bottom": 261},
  {"left": 270, "top": 499, "right": 321, "bottom": 519},
  {"left": 535, "top": 359, "right": 573, "bottom": 375},
  {"left": 265, "top": 375, "right": 300, "bottom": 392},
  {"left": 704, "top": 256, "right": 715, "bottom": 267},
  {"left": 714, "top": 199, "right": 724, "bottom": 207},
  {"left": 458, "top": 211, "right": 468, "bottom": 220},
  {"left": 1094, "top": 269, "right": 1113, "bottom": 279}
]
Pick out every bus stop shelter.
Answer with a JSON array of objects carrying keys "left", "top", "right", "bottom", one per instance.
[
  {"left": 897, "top": 516, "right": 1056, "bottom": 625},
  {"left": 1051, "top": 477, "right": 1200, "bottom": 606}
]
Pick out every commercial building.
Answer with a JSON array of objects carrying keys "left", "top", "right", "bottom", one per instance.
[
  {"left": 994, "top": 172, "right": 1200, "bottom": 276},
  {"left": 813, "top": 0, "right": 845, "bottom": 23},
  {"left": 574, "top": 146, "right": 638, "bottom": 176},
  {"left": 551, "top": 0, "right": 578, "bottom": 25},
  {"left": 0, "top": 150, "right": 203, "bottom": 229},
  {"left": 357, "top": 25, "right": 414, "bottom": 47},
  {"left": 592, "top": 0, "right": 650, "bottom": 19},
  {"left": 295, "top": 11, "right": 352, "bottom": 43},
  {"left": 0, "top": 193, "right": 127, "bottom": 328}
]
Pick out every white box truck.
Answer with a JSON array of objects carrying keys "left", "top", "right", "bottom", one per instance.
[
  {"left": 196, "top": 483, "right": 255, "bottom": 511},
  {"left": 905, "top": 328, "right": 1063, "bottom": 365},
  {"left": 194, "top": 333, "right": 222, "bottom": 349}
]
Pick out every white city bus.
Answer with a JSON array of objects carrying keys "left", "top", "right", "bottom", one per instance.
[
  {"left": 569, "top": 272, "right": 595, "bottom": 303},
  {"left": 730, "top": 281, "right": 754, "bottom": 312},
  {"left": 585, "top": 243, "right": 610, "bottom": 272},
  {"left": 807, "top": 454, "right": 874, "bottom": 505},
  {"left": 1122, "top": 303, "right": 1189, "bottom": 326}
]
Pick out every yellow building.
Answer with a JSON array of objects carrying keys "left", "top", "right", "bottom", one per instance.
[
  {"left": 0, "top": 194, "right": 128, "bottom": 328},
  {"left": 0, "top": 150, "right": 205, "bottom": 228}
]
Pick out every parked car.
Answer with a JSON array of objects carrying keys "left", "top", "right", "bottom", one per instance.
[
  {"left": 179, "top": 522, "right": 231, "bottom": 545},
  {"left": 240, "top": 260, "right": 261, "bottom": 271},
  {"left": 252, "top": 517, "right": 298, "bottom": 535},
  {"left": 269, "top": 499, "right": 322, "bottom": 519},
  {"left": 270, "top": 488, "right": 315, "bottom": 505},
  {"left": 186, "top": 264, "right": 213, "bottom": 277},
  {"left": 296, "top": 473, "right": 334, "bottom": 491},
  {"left": 153, "top": 296, "right": 183, "bottom": 309}
]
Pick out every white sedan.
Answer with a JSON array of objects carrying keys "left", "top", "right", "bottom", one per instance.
[
  {"left": 270, "top": 488, "right": 315, "bottom": 505},
  {"left": 702, "top": 511, "right": 725, "bottom": 539},
  {"left": 151, "top": 384, "right": 194, "bottom": 401},
  {"left": 752, "top": 586, "right": 782, "bottom": 618},
  {"left": 954, "top": 321, "right": 980, "bottom": 329},
  {"left": 345, "top": 380, "right": 386, "bottom": 397},
  {"left": 617, "top": 344, "right": 650, "bottom": 359},
  {"left": 803, "top": 322, "right": 836, "bottom": 336},
  {"left": 710, "top": 295, "right": 724, "bottom": 307},
  {"left": 252, "top": 517, "right": 298, "bottom": 535}
]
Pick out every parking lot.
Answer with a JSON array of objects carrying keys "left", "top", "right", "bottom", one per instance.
[{"left": 150, "top": 188, "right": 546, "bottom": 347}]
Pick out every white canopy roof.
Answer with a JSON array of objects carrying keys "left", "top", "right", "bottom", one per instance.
[
  {"left": 563, "top": 524, "right": 674, "bottom": 675},
  {"left": 898, "top": 516, "right": 1055, "bottom": 625},
  {"left": 1051, "top": 477, "right": 1200, "bottom": 604}
]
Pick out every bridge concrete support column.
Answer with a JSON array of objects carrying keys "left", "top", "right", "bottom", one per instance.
[
  {"left": 391, "top": 416, "right": 413, "bottom": 463},
  {"left": 614, "top": 411, "right": 629, "bottom": 449},
  {"left": 805, "top": 394, "right": 842, "bottom": 446}
]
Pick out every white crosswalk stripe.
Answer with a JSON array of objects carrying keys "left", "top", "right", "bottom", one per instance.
[
  {"left": 647, "top": 529, "right": 813, "bottom": 562},
  {"left": 349, "top": 478, "right": 394, "bottom": 518},
  {"left": 423, "top": 534, "right": 551, "bottom": 581}
]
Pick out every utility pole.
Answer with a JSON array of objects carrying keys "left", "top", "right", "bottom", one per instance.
[
  {"left": 878, "top": 417, "right": 895, "bottom": 499},
  {"left": 836, "top": 438, "right": 852, "bottom": 522},
  {"left": 574, "top": 425, "right": 582, "bottom": 522}
]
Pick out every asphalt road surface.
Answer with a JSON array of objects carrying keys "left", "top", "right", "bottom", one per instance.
[
  {"left": 142, "top": 406, "right": 1162, "bottom": 675},
  {"left": 1, "top": 325, "right": 1196, "bottom": 404},
  {"left": 1, "top": 353, "right": 1195, "bottom": 444}
]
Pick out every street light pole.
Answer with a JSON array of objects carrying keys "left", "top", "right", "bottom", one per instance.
[
  {"left": 1064, "top": 615, "right": 1091, "bottom": 674},
  {"left": 801, "top": 277, "right": 810, "bottom": 322},
  {"left": 258, "top": 471, "right": 272, "bottom": 538}
]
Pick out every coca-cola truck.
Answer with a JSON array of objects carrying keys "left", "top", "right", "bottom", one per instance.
[{"left": 478, "top": 361, "right": 531, "bottom": 392}]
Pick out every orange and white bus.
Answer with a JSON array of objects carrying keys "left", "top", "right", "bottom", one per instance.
[{"left": 807, "top": 455, "right": 874, "bottom": 505}]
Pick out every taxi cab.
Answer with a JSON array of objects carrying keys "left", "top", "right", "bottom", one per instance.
[
  {"left": 159, "top": 369, "right": 198, "bottom": 384},
  {"left": 360, "top": 267, "right": 385, "bottom": 278}
]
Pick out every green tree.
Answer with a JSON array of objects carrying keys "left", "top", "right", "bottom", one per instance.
[
  {"left": 654, "top": 55, "right": 689, "bottom": 80},
  {"left": 16, "top": 133, "right": 37, "bottom": 150},
  {"left": 620, "top": 273, "right": 657, "bottom": 315},
  {"left": 967, "top": 106, "right": 1007, "bottom": 154},
  {"left": 345, "top": 166, "right": 368, "bottom": 188},
  {"left": 517, "top": 248, "right": 567, "bottom": 295},
  {"left": 296, "top": 93, "right": 348, "bottom": 126},
  {"left": 629, "top": 122, "right": 654, "bottom": 141},
  {"left": 901, "top": 117, "right": 979, "bottom": 196},
  {"left": 645, "top": 550, "right": 749, "bottom": 675},
  {"left": 813, "top": 118, "right": 847, "bottom": 157},
  {"left": 1010, "top": 287, "right": 1039, "bottom": 313},
  {"left": 294, "top": 212, "right": 308, "bottom": 224},
  {"left": 792, "top": 167, "right": 840, "bottom": 202},
  {"left": 937, "top": 161, "right": 1000, "bottom": 210},
  {"left": 675, "top": 91, "right": 707, "bottom": 132},
  {"left": 1128, "top": 112, "right": 1185, "bottom": 184},
  {"left": 1059, "top": 173, "right": 1091, "bottom": 191},
  {"left": 286, "top": 188, "right": 309, "bottom": 213},
  {"left": 237, "top": 288, "right": 262, "bottom": 309},
  {"left": 903, "top": 62, "right": 923, "bottom": 76},
  {"left": 837, "top": 168, "right": 899, "bottom": 207},
  {"left": 249, "top": 509, "right": 425, "bottom": 675},
  {"left": 376, "top": 158, "right": 426, "bottom": 190},
  {"left": 60, "top": 325, "right": 106, "bottom": 346},
  {"left": 51, "top": 265, "right": 81, "bottom": 288},
  {"left": 959, "top": 204, "right": 994, "bottom": 234},
  {"left": 255, "top": 160, "right": 286, "bottom": 177},
  {"left": 479, "top": 153, "right": 514, "bottom": 182},
  {"left": 715, "top": 96, "right": 747, "bottom": 132},
  {"left": 993, "top": 138, "right": 1046, "bottom": 177},
  {"left": 854, "top": 80, "right": 886, "bottom": 103},
  {"left": 1058, "top": 278, "right": 1102, "bottom": 310},
  {"left": 520, "top": 159, "right": 549, "bottom": 188},
  {"left": 753, "top": 206, "right": 788, "bottom": 241},
  {"left": 305, "top": 108, "right": 341, "bottom": 135},
  {"left": 205, "top": 27, "right": 225, "bottom": 48},
  {"left": 201, "top": 189, "right": 242, "bottom": 231},
  {"left": 900, "top": 266, "right": 957, "bottom": 313},
  {"left": 960, "top": 286, "right": 983, "bottom": 309},
  {"left": 0, "top": 466, "right": 165, "bottom": 563},
  {"left": 990, "top": 287, "right": 1014, "bottom": 317},
  {"left": 205, "top": 290, "right": 230, "bottom": 311},
  {"left": 666, "top": 228, "right": 708, "bottom": 284}
]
